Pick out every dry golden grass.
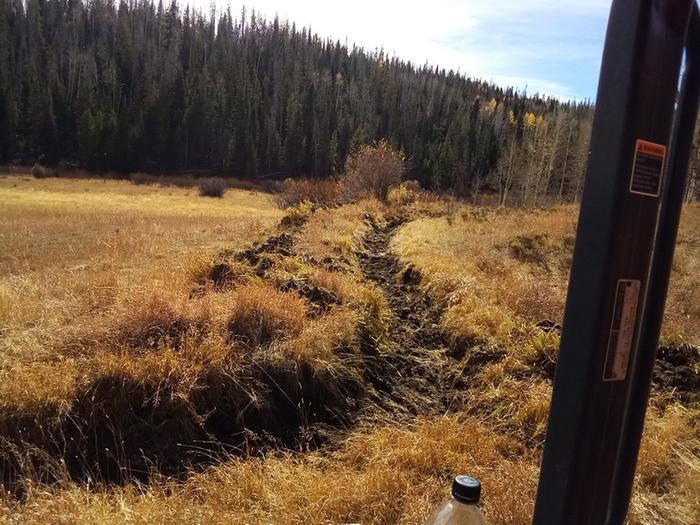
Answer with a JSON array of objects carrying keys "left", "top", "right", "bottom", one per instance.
[
  {"left": 3, "top": 409, "right": 694, "bottom": 525},
  {"left": 393, "top": 201, "right": 700, "bottom": 524},
  {"left": 286, "top": 309, "right": 359, "bottom": 360},
  {"left": 0, "top": 175, "right": 282, "bottom": 368},
  {"left": 3, "top": 398, "right": 693, "bottom": 519},
  {"left": 1, "top": 176, "right": 698, "bottom": 524},
  {"left": 629, "top": 403, "right": 700, "bottom": 525},
  {"left": 0, "top": 416, "right": 538, "bottom": 525},
  {"left": 0, "top": 360, "right": 78, "bottom": 415},
  {"left": 293, "top": 199, "right": 394, "bottom": 343},
  {"left": 664, "top": 203, "right": 700, "bottom": 344},
  {"left": 393, "top": 203, "right": 700, "bottom": 351},
  {"left": 227, "top": 283, "right": 308, "bottom": 348},
  {"left": 0, "top": 177, "right": 388, "bottom": 499},
  {"left": 0, "top": 275, "right": 368, "bottom": 495},
  {"left": 296, "top": 199, "right": 384, "bottom": 268}
]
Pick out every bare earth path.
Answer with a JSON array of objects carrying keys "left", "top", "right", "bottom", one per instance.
[{"left": 356, "top": 214, "right": 457, "bottom": 420}]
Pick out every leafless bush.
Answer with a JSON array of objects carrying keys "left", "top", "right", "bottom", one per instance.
[
  {"left": 129, "top": 172, "right": 152, "bottom": 185},
  {"left": 277, "top": 178, "right": 340, "bottom": 208},
  {"left": 343, "top": 140, "right": 404, "bottom": 201},
  {"left": 31, "top": 164, "right": 55, "bottom": 179},
  {"left": 198, "top": 177, "right": 228, "bottom": 197}
]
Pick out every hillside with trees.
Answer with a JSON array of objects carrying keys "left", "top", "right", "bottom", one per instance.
[{"left": 0, "top": 0, "right": 698, "bottom": 202}]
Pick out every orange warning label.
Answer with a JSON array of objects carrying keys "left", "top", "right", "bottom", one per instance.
[
  {"left": 629, "top": 139, "right": 666, "bottom": 197},
  {"left": 636, "top": 140, "right": 666, "bottom": 157}
]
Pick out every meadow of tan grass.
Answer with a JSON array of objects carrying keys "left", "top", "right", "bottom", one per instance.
[
  {"left": 0, "top": 175, "right": 697, "bottom": 524},
  {"left": 0, "top": 176, "right": 282, "bottom": 367},
  {"left": 393, "top": 203, "right": 700, "bottom": 349},
  {"left": 0, "top": 176, "right": 387, "bottom": 500},
  {"left": 393, "top": 201, "right": 700, "bottom": 524},
  {"left": 1, "top": 411, "right": 696, "bottom": 524}
]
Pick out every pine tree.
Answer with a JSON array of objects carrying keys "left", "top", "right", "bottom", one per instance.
[{"left": 0, "top": 0, "right": 596, "bottom": 202}]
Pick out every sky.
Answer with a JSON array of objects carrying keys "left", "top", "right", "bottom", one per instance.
[{"left": 190, "top": 0, "right": 612, "bottom": 101}]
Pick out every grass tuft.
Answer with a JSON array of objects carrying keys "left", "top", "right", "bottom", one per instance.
[
  {"left": 227, "top": 284, "right": 308, "bottom": 348},
  {"left": 283, "top": 199, "right": 315, "bottom": 226}
]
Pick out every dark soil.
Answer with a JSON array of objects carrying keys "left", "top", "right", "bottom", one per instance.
[
  {"left": 654, "top": 344, "right": 700, "bottom": 404},
  {"left": 356, "top": 214, "right": 457, "bottom": 418},
  {"left": 234, "top": 231, "right": 295, "bottom": 276},
  {"left": 527, "top": 322, "right": 699, "bottom": 398},
  {"left": 278, "top": 277, "right": 341, "bottom": 315}
]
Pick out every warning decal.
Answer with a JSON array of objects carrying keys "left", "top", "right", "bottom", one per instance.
[
  {"left": 629, "top": 139, "right": 666, "bottom": 197},
  {"left": 603, "top": 279, "right": 641, "bottom": 382}
]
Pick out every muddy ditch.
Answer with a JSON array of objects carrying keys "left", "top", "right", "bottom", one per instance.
[
  {"left": 355, "top": 213, "right": 699, "bottom": 411},
  {"left": 354, "top": 214, "right": 457, "bottom": 418}
]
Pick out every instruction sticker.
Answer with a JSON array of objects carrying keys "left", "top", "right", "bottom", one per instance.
[
  {"left": 629, "top": 139, "right": 666, "bottom": 197},
  {"left": 603, "top": 279, "right": 641, "bottom": 382}
]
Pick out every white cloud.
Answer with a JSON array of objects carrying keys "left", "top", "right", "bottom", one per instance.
[{"left": 186, "top": 0, "right": 610, "bottom": 99}]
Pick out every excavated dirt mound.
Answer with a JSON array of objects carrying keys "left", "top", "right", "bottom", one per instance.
[
  {"left": 654, "top": 344, "right": 700, "bottom": 404},
  {"left": 234, "top": 232, "right": 295, "bottom": 275},
  {"left": 528, "top": 322, "right": 699, "bottom": 401}
]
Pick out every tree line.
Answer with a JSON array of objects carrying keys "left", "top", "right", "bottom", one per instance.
[{"left": 0, "top": 0, "right": 697, "bottom": 202}]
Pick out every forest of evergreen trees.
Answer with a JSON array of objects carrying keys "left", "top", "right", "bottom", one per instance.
[{"left": 0, "top": 0, "right": 697, "bottom": 202}]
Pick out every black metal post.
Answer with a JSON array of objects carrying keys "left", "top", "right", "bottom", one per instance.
[
  {"left": 533, "top": 1, "right": 698, "bottom": 524},
  {"left": 608, "top": 5, "right": 700, "bottom": 522}
]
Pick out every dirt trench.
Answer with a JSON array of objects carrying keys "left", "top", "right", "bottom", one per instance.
[
  {"left": 356, "top": 215, "right": 457, "bottom": 419},
  {"left": 231, "top": 213, "right": 460, "bottom": 421},
  {"left": 354, "top": 214, "right": 700, "bottom": 414},
  {"left": 226, "top": 213, "right": 462, "bottom": 423}
]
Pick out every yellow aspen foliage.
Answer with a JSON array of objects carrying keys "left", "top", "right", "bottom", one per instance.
[
  {"left": 524, "top": 112, "right": 537, "bottom": 128},
  {"left": 485, "top": 98, "right": 498, "bottom": 114},
  {"left": 508, "top": 110, "right": 517, "bottom": 125}
]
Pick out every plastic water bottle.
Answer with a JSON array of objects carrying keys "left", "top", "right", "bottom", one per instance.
[{"left": 424, "top": 475, "right": 487, "bottom": 525}]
